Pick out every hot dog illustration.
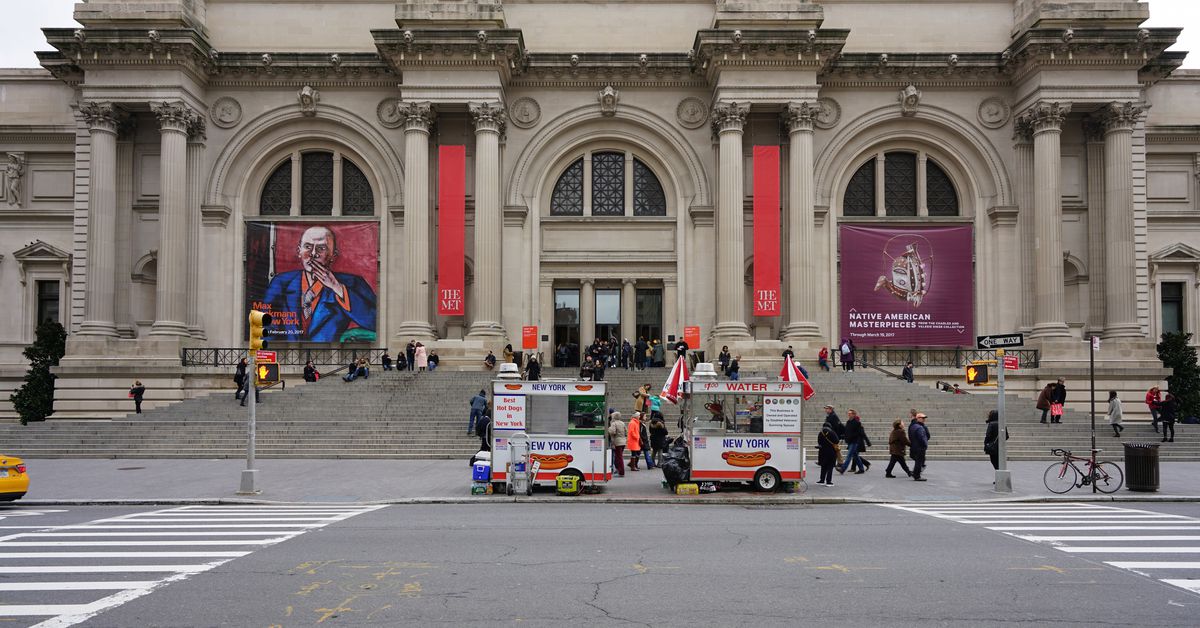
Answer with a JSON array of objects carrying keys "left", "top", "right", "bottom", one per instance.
[
  {"left": 721, "top": 451, "right": 771, "bottom": 468},
  {"left": 529, "top": 453, "right": 574, "bottom": 470}
]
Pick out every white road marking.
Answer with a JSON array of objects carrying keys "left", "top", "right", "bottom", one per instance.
[
  {"left": 0, "top": 551, "right": 251, "bottom": 558},
  {"left": 1014, "top": 536, "right": 1200, "bottom": 542},
  {"left": 0, "top": 564, "right": 225, "bottom": 574},
  {"left": 0, "top": 582, "right": 156, "bottom": 591},
  {"left": 990, "top": 526, "right": 1200, "bottom": 531},
  {"left": 0, "top": 540, "right": 289, "bottom": 547},
  {"left": 1107, "top": 562, "right": 1200, "bottom": 569},
  {"left": 1160, "top": 579, "right": 1200, "bottom": 594},
  {"left": 1058, "top": 547, "right": 1200, "bottom": 554},
  {"left": 18, "top": 531, "right": 302, "bottom": 537},
  {"left": 0, "top": 604, "right": 93, "bottom": 617}
]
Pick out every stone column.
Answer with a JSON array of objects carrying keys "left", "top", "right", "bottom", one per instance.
[
  {"left": 782, "top": 102, "right": 821, "bottom": 341},
  {"left": 711, "top": 101, "right": 751, "bottom": 342},
  {"left": 663, "top": 277, "right": 678, "bottom": 346},
  {"left": 149, "top": 101, "right": 198, "bottom": 336},
  {"left": 1084, "top": 117, "right": 1107, "bottom": 336},
  {"left": 988, "top": 206, "right": 1021, "bottom": 331},
  {"left": 539, "top": 278, "right": 554, "bottom": 359},
  {"left": 621, "top": 278, "right": 637, "bottom": 342},
  {"left": 1013, "top": 129, "right": 1035, "bottom": 331},
  {"left": 468, "top": 102, "right": 505, "bottom": 339},
  {"left": 1101, "top": 101, "right": 1144, "bottom": 338},
  {"left": 580, "top": 278, "right": 595, "bottom": 351},
  {"left": 396, "top": 102, "right": 437, "bottom": 340},
  {"left": 185, "top": 117, "right": 206, "bottom": 339},
  {"left": 1019, "top": 101, "right": 1072, "bottom": 338},
  {"left": 78, "top": 102, "right": 124, "bottom": 337}
]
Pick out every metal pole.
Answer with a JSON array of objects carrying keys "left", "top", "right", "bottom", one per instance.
[
  {"left": 238, "top": 352, "right": 259, "bottom": 494},
  {"left": 1090, "top": 335, "right": 1097, "bottom": 493},
  {"left": 994, "top": 348, "right": 1012, "bottom": 492}
]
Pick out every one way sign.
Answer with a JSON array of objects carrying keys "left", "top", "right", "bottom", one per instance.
[{"left": 976, "top": 333, "right": 1024, "bottom": 350}]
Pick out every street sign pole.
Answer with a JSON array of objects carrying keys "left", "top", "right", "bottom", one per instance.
[
  {"left": 1090, "top": 335, "right": 1097, "bottom": 493},
  {"left": 994, "top": 348, "right": 1012, "bottom": 492},
  {"left": 238, "top": 353, "right": 259, "bottom": 495}
]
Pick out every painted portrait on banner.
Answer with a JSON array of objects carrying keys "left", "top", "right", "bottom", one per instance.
[
  {"left": 246, "top": 221, "right": 379, "bottom": 343},
  {"left": 839, "top": 225, "right": 973, "bottom": 347}
]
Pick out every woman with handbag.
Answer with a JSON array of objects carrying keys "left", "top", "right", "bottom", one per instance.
[{"left": 816, "top": 419, "right": 841, "bottom": 487}]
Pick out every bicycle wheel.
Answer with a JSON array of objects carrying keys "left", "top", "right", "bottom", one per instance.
[
  {"left": 1092, "top": 461, "right": 1124, "bottom": 494},
  {"left": 1043, "top": 461, "right": 1078, "bottom": 494}
]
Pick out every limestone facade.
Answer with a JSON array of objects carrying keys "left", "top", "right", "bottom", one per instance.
[{"left": 0, "top": 0, "right": 1197, "bottom": 416}]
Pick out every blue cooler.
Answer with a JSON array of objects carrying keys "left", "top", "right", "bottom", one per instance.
[{"left": 473, "top": 462, "right": 491, "bottom": 482}]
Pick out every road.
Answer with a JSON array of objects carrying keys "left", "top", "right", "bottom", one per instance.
[{"left": 0, "top": 502, "right": 1196, "bottom": 626}]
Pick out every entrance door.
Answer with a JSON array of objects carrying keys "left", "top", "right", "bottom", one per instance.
[
  {"left": 636, "top": 288, "right": 662, "bottom": 343},
  {"left": 595, "top": 289, "right": 621, "bottom": 344},
  {"left": 554, "top": 289, "right": 580, "bottom": 367}
]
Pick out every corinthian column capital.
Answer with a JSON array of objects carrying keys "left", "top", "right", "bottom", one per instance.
[
  {"left": 784, "top": 101, "right": 817, "bottom": 133},
  {"left": 1016, "top": 101, "right": 1071, "bottom": 135},
  {"left": 1100, "top": 101, "right": 1145, "bottom": 134},
  {"left": 79, "top": 101, "right": 127, "bottom": 134},
  {"left": 711, "top": 101, "right": 749, "bottom": 136},
  {"left": 469, "top": 101, "right": 506, "bottom": 136},
  {"left": 398, "top": 101, "right": 436, "bottom": 133},
  {"left": 151, "top": 101, "right": 200, "bottom": 134}
]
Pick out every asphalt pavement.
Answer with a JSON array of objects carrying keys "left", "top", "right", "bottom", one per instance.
[{"left": 17, "top": 457, "right": 1200, "bottom": 505}]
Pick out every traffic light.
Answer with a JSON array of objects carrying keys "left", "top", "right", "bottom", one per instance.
[
  {"left": 255, "top": 362, "right": 280, "bottom": 384},
  {"left": 965, "top": 364, "right": 989, "bottom": 385},
  {"left": 248, "top": 310, "right": 273, "bottom": 351}
]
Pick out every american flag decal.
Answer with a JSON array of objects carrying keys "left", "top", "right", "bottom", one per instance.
[
  {"left": 786, "top": 437, "right": 799, "bottom": 450},
  {"left": 590, "top": 439, "right": 602, "bottom": 451},
  {"left": 694, "top": 437, "right": 706, "bottom": 449}
]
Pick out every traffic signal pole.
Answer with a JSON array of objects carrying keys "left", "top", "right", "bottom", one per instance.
[
  {"left": 994, "top": 349, "right": 1011, "bottom": 493},
  {"left": 238, "top": 351, "right": 259, "bottom": 495}
]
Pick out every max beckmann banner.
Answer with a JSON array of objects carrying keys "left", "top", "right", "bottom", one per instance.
[
  {"left": 839, "top": 225, "right": 973, "bottom": 347},
  {"left": 246, "top": 221, "right": 379, "bottom": 343},
  {"left": 752, "top": 146, "right": 781, "bottom": 316},
  {"left": 437, "top": 145, "right": 466, "bottom": 316}
]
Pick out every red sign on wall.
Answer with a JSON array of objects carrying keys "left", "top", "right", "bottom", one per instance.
[
  {"left": 522, "top": 326, "right": 538, "bottom": 350},
  {"left": 437, "top": 146, "right": 466, "bottom": 316},
  {"left": 684, "top": 326, "right": 701, "bottom": 349},
  {"left": 752, "top": 146, "right": 781, "bottom": 316}
]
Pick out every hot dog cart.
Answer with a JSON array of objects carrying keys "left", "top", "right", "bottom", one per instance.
[
  {"left": 490, "top": 379, "right": 611, "bottom": 494},
  {"left": 680, "top": 379, "right": 806, "bottom": 492}
]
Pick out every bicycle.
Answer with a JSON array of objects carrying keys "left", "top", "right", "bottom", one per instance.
[{"left": 1043, "top": 448, "right": 1124, "bottom": 494}]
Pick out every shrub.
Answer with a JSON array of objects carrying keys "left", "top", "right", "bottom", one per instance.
[
  {"left": 1157, "top": 331, "right": 1200, "bottom": 420},
  {"left": 9, "top": 319, "right": 67, "bottom": 425}
]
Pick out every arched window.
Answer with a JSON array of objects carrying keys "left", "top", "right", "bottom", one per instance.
[
  {"left": 840, "top": 150, "right": 959, "bottom": 217},
  {"left": 549, "top": 149, "right": 668, "bottom": 217},
  {"left": 258, "top": 150, "right": 375, "bottom": 216}
]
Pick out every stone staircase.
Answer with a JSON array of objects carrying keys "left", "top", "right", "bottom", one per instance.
[{"left": 0, "top": 366, "right": 1192, "bottom": 461}]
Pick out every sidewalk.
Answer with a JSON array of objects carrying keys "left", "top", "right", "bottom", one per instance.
[{"left": 17, "top": 458, "right": 1200, "bottom": 505}]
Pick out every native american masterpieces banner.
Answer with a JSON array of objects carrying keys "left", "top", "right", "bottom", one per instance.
[
  {"left": 838, "top": 225, "right": 973, "bottom": 347},
  {"left": 752, "top": 146, "right": 781, "bottom": 317},
  {"left": 246, "top": 221, "right": 379, "bottom": 343}
]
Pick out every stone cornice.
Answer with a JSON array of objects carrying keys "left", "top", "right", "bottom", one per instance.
[
  {"left": 691, "top": 28, "right": 849, "bottom": 81},
  {"left": 0, "top": 125, "right": 76, "bottom": 142},
  {"left": 1146, "top": 126, "right": 1200, "bottom": 144},
  {"left": 518, "top": 52, "right": 695, "bottom": 87},
  {"left": 1004, "top": 26, "right": 1183, "bottom": 86},
  {"left": 204, "top": 52, "right": 394, "bottom": 83},
  {"left": 41, "top": 27, "right": 216, "bottom": 84},
  {"left": 372, "top": 28, "right": 526, "bottom": 80},
  {"left": 823, "top": 52, "right": 1006, "bottom": 84}
]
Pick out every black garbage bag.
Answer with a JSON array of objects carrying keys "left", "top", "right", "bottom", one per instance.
[{"left": 660, "top": 435, "right": 690, "bottom": 487}]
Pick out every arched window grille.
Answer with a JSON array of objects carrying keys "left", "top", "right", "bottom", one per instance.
[
  {"left": 841, "top": 150, "right": 960, "bottom": 217},
  {"left": 549, "top": 150, "right": 668, "bottom": 217},
  {"left": 258, "top": 150, "right": 375, "bottom": 216},
  {"left": 633, "top": 158, "right": 666, "bottom": 216},
  {"left": 843, "top": 160, "right": 876, "bottom": 217},
  {"left": 550, "top": 158, "right": 584, "bottom": 216}
]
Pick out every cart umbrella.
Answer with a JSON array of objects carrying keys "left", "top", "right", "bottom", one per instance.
[
  {"left": 661, "top": 356, "right": 689, "bottom": 404},
  {"left": 779, "top": 358, "right": 817, "bottom": 401}
]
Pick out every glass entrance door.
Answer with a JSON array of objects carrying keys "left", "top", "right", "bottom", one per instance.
[
  {"left": 636, "top": 288, "right": 662, "bottom": 344},
  {"left": 595, "top": 289, "right": 621, "bottom": 344},
  {"left": 554, "top": 289, "right": 580, "bottom": 367}
]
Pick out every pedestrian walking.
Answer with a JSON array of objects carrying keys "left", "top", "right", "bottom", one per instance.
[
  {"left": 476, "top": 404, "right": 492, "bottom": 452},
  {"left": 652, "top": 340, "right": 665, "bottom": 367},
  {"left": 1049, "top": 378, "right": 1067, "bottom": 423},
  {"left": 129, "top": 380, "right": 146, "bottom": 414},
  {"left": 639, "top": 415, "right": 654, "bottom": 469},
  {"left": 635, "top": 337, "right": 649, "bottom": 370},
  {"left": 885, "top": 419, "right": 912, "bottom": 478},
  {"left": 838, "top": 409, "right": 871, "bottom": 474},
  {"left": 901, "top": 361, "right": 915, "bottom": 383},
  {"left": 468, "top": 389, "right": 488, "bottom": 435},
  {"left": 1160, "top": 392, "right": 1177, "bottom": 443},
  {"left": 823, "top": 405, "right": 845, "bottom": 439},
  {"left": 1036, "top": 382, "right": 1053, "bottom": 424},
  {"left": 233, "top": 358, "right": 248, "bottom": 403},
  {"left": 984, "top": 410, "right": 1008, "bottom": 471},
  {"left": 909, "top": 412, "right": 930, "bottom": 481},
  {"left": 1107, "top": 391, "right": 1124, "bottom": 437},
  {"left": 649, "top": 418, "right": 668, "bottom": 466},
  {"left": 525, "top": 355, "right": 542, "bottom": 381},
  {"left": 839, "top": 338, "right": 855, "bottom": 371},
  {"left": 718, "top": 345, "right": 731, "bottom": 376},
  {"left": 1145, "top": 386, "right": 1163, "bottom": 433},
  {"left": 816, "top": 419, "right": 840, "bottom": 486},
  {"left": 627, "top": 412, "right": 644, "bottom": 471},
  {"left": 607, "top": 411, "right": 627, "bottom": 477}
]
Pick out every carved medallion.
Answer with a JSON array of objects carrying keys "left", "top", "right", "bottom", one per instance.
[
  {"left": 814, "top": 97, "right": 841, "bottom": 130},
  {"left": 977, "top": 97, "right": 1011, "bottom": 129},
  {"left": 676, "top": 97, "right": 708, "bottom": 129},
  {"left": 209, "top": 97, "right": 242, "bottom": 129},
  {"left": 377, "top": 98, "right": 404, "bottom": 129},
  {"left": 508, "top": 97, "right": 541, "bottom": 129}
]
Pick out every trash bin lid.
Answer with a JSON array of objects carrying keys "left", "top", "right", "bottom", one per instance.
[{"left": 1123, "top": 442, "right": 1161, "bottom": 449}]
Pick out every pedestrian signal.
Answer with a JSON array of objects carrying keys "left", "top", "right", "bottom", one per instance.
[
  {"left": 248, "top": 310, "right": 273, "bottom": 351},
  {"left": 965, "top": 364, "right": 989, "bottom": 385},
  {"left": 256, "top": 362, "right": 279, "bottom": 383}
]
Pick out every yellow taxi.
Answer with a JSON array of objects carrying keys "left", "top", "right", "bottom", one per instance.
[{"left": 0, "top": 455, "right": 29, "bottom": 501}]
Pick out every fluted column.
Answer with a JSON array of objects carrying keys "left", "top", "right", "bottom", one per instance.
[
  {"left": 468, "top": 101, "right": 505, "bottom": 339},
  {"left": 782, "top": 102, "right": 821, "bottom": 341},
  {"left": 397, "top": 102, "right": 437, "bottom": 340},
  {"left": 1014, "top": 131, "right": 1035, "bottom": 331},
  {"left": 988, "top": 206, "right": 1021, "bottom": 331},
  {"left": 1084, "top": 117, "right": 1107, "bottom": 336},
  {"left": 1019, "top": 101, "right": 1072, "bottom": 338},
  {"left": 185, "top": 118, "right": 206, "bottom": 339},
  {"left": 580, "top": 278, "right": 596, "bottom": 351},
  {"left": 712, "top": 101, "right": 751, "bottom": 342},
  {"left": 1101, "top": 101, "right": 1144, "bottom": 338},
  {"left": 149, "top": 101, "right": 198, "bottom": 336},
  {"left": 663, "top": 277, "right": 678, "bottom": 346},
  {"left": 78, "top": 102, "right": 124, "bottom": 337},
  {"left": 621, "top": 278, "right": 637, "bottom": 342}
]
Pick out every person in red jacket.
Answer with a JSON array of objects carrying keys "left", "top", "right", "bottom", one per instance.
[
  {"left": 627, "top": 412, "right": 644, "bottom": 471},
  {"left": 1146, "top": 386, "right": 1163, "bottom": 433}
]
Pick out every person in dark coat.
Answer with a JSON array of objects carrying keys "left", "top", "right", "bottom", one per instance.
[
  {"left": 579, "top": 356, "right": 594, "bottom": 380},
  {"left": 129, "top": 380, "right": 146, "bottom": 414},
  {"left": 405, "top": 340, "right": 416, "bottom": 372},
  {"left": 816, "top": 420, "right": 840, "bottom": 486},
  {"left": 1036, "top": 382, "right": 1053, "bottom": 423},
  {"left": 822, "top": 405, "right": 845, "bottom": 439},
  {"left": 303, "top": 360, "right": 319, "bottom": 383},
  {"left": 525, "top": 356, "right": 542, "bottom": 381},
  {"left": 984, "top": 409, "right": 1008, "bottom": 471},
  {"left": 468, "top": 389, "right": 488, "bottom": 435},
  {"left": 634, "top": 337, "right": 649, "bottom": 370},
  {"left": 234, "top": 358, "right": 248, "bottom": 403},
  {"left": 901, "top": 361, "right": 914, "bottom": 383},
  {"left": 728, "top": 355, "right": 741, "bottom": 381},
  {"left": 908, "top": 413, "right": 930, "bottom": 481},
  {"left": 885, "top": 419, "right": 912, "bottom": 478},
  {"left": 649, "top": 418, "right": 669, "bottom": 466},
  {"left": 718, "top": 345, "right": 731, "bottom": 375},
  {"left": 1049, "top": 378, "right": 1067, "bottom": 424},
  {"left": 1161, "top": 392, "right": 1177, "bottom": 443},
  {"left": 395, "top": 352, "right": 408, "bottom": 372},
  {"left": 476, "top": 404, "right": 492, "bottom": 452},
  {"left": 838, "top": 409, "right": 871, "bottom": 474}
]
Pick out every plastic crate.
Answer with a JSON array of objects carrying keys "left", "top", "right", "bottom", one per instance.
[
  {"left": 675, "top": 483, "right": 699, "bottom": 495},
  {"left": 556, "top": 475, "right": 579, "bottom": 495}
]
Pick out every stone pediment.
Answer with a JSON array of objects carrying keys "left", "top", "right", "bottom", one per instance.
[
  {"left": 1151, "top": 243, "right": 1200, "bottom": 263},
  {"left": 12, "top": 240, "right": 71, "bottom": 285}
]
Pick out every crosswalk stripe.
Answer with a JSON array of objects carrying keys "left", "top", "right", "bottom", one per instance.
[
  {"left": 0, "top": 582, "right": 156, "bottom": 591},
  {"left": 989, "top": 526, "right": 1200, "bottom": 531},
  {"left": 1059, "top": 547, "right": 1200, "bottom": 553},
  {"left": 0, "top": 604, "right": 93, "bottom": 617},
  {"left": 0, "top": 564, "right": 225, "bottom": 574},
  {"left": 0, "top": 551, "right": 250, "bottom": 559},
  {"left": 67, "top": 524, "right": 320, "bottom": 529},
  {"left": 0, "top": 540, "right": 288, "bottom": 547},
  {"left": 86, "top": 518, "right": 342, "bottom": 523},
  {"left": 1014, "top": 535, "right": 1200, "bottom": 542},
  {"left": 1106, "top": 562, "right": 1200, "bottom": 569},
  {"left": 18, "top": 531, "right": 304, "bottom": 537},
  {"left": 1159, "top": 579, "right": 1200, "bottom": 593}
]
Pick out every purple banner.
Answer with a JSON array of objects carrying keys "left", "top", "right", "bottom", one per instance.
[{"left": 839, "top": 225, "right": 973, "bottom": 347}]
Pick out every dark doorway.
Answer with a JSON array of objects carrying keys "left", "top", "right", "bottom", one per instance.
[
  {"left": 554, "top": 288, "right": 580, "bottom": 367},
  {"left": 636, "top": 288, "right": 662, "bottom": 344}
]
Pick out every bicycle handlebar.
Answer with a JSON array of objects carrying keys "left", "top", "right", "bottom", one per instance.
[{"left": 1050, "top": 448, "right": 1068, "bottom": 456}]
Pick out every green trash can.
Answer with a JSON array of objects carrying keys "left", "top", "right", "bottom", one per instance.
[{"left": 1123, "top": 442, "right": 1160, "bottom": 492}]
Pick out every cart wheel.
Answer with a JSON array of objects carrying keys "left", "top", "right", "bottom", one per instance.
[
  {"left": 525, "top": 483, "right": 533, "bottom": 496},
  {"left": 506, "top": 484, "right": 514, "bottom": 496},
  {"left": 753, "top": 468, "right": 782, "bottom": 492}
]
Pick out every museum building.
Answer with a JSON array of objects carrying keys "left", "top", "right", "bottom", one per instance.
[{"left": 0, "top": 0, "right": 1196, "bottom": 416}]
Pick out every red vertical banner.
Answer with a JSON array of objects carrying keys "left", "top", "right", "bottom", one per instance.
[
  {"left": 522, "top": 326, "right": 538, "bottom": 350},
  {"left": 753, "top": 145, "right": 781, "bottom": 316},
  {"left": 437, "top": 146, "right": 466, "bottom": 316}
]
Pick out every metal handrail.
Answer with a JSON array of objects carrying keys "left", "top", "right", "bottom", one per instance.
[
  {"left": 182, "top": 347, "right": 387, "bottom": 367},
  {"left": 833, "top": 348, "right": 1040, "bottom": 369}
]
